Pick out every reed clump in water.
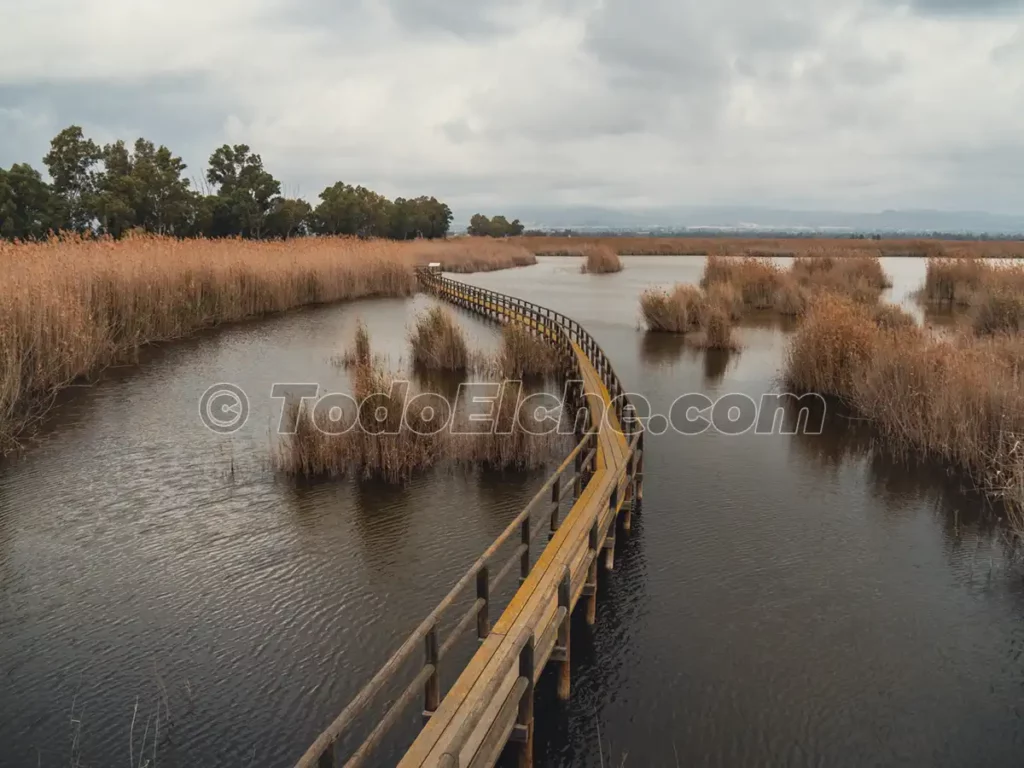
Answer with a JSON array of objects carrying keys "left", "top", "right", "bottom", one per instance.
[
  {"left": 639, "top": 284, "right": 739, "bottom": 349},
  {"left": 498, "top": 322, "right": 563, "bottom": 378},
  {"left": 970, "top": 290, "right": 1024, "bottom": 336},
  {"left": 334, "top": 320, "right": 373, "bottom": 368},
  {"left": 278, "top": 324, "right": 567, "bottom": 481},
  {"left": 0, "top": 234, "right": 538, "bottom": 452},
  {"left": 455, "top": 383, "right": 564, "bottom": 471},
  {"left": 409, "top": 306, "right": 470, "bottom": 371},
  {"left": 784, "top": 294, "right": 1024, "bottom": 533},
  {"left": 919, "top": 258, "right": 1024, "bottom": 303},
  {"left": 639, "top": 285, "right": 704, "bottom": 333},
  {"left": 701, "top": 255, "right": 781, "bottom": 309},
  {"left": 579, "top": 244, "right": 624, "bottom": 274},
  {"left": 871, "top": 303, "right": 919, "bottom": 331},
  {"left": 916, "top": 259, "right": 1024, "bottom": 335},
  {"left": 790, "top": 254, "right": 892, "bottom": 303},
  {"left": 700, "top": 253, "right": 891, "bottom": 318}
]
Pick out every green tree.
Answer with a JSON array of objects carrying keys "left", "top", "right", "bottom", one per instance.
[
  {"left": 0, "top": 163, "right": 59, "bottom": 240},
  {"left": 93, "top": 138, "right": 194, "bottom": 237},
  {"left": 130, "top": 140, "right": 192, "bottom": 234},
  {"left": 313, "top": 182, "right": 393, "bottom": 237},
  {"left": 473, "top": 214, "right": 522, "bottom": 237},
  {"left": 206, "top": 144, "right": 281, "bottom": 238},
  {"left": 93, "top": 140, "right": 137, "bottom": 237},
  {"left": 43, "top": 125, "right": 102, "bottom": 232},
  {"left": 468, "top": 213, "right": 492, "bottom": 236},
  {"left": 265, "top": 197, "right": 312, "bottom": 239}
]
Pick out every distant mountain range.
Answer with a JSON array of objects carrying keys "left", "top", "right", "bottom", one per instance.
[{"left": 455, "top": 205, "right": 1024, "bottom": 236}]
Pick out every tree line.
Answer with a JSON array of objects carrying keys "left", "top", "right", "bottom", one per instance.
[
  {"left": 467, "top": 213, "right": 525, "bottom": 237},
  {"left": 0, "top": 126, "right": 453, "bottom": 241}
]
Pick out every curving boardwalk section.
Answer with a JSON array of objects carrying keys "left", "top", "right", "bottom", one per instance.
[{"left": 297, "top": 271, "right": 645, "bottom": 768}]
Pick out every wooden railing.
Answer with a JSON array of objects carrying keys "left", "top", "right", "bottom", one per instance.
[{"left": 295, "top": 271, "right": 644, "bottom": 768}]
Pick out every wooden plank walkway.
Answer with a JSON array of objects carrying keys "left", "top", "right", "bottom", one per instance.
[{"left": 295, "top": 272, "right": 644, "bottom": 768}]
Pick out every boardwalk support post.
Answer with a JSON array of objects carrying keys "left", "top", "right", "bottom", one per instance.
[
  {"left": 517, "top": 635, "right": 536, "bottom": 768},
  {"left": 424, "top": 625, "right": 439, "bottom": 724},
  {"left": 556, "top": 568, "right": 571, "bottom": 700},
  {"left": 476, "top": 566, "right": 489, "bottom": 640},
  {"left": 586, "top": 521, "right": 599, "bottom": 625}
]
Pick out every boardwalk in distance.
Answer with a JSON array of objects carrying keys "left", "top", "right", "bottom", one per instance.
[{"left": 297, "top": 271, "right": 645, "bottom": 768}]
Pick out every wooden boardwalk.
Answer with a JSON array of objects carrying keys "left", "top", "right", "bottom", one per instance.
[{"left": 297, "top": 272, "right": 644, "bottom": 768}]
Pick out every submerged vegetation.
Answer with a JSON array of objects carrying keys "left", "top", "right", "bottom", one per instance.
[{"left": 0, "top": 234, "right": 537, "bottom": 452}]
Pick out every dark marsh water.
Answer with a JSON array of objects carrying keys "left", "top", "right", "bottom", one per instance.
[{"left": 1, "top": 256, "right": 1022, "bottom": 767}]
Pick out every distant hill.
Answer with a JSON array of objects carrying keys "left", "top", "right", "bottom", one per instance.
[{"left": 454, "top": 205, "right": 1024, "bottom": 237}]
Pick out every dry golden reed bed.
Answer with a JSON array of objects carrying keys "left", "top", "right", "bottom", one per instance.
[
  {"left": 786, "top": 294, "right": 1024, "bottom": 534},
  {"left": 0, "top": 234, "right": 536, "bottom": 451},
  {"left": 518, "top": 235, "right": 1024, "bottom": 259}
]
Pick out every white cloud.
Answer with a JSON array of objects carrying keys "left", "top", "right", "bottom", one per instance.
[{"left": 1, "top": 0, "right": 1023, "bottom": 214}]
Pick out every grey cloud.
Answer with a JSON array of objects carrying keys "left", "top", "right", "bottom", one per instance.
[
  {"left": 4, "top": 0, "right": 1024, "bottom": 215},
  {"left": 897, "top": 0, "right": 1023, "bottom": 13},
  {"left": 383, "top": 0, "right": 514, "bottom": 36},
  {"left": 0, "top": 74, "right": 238, "bottom": 177},
  {"left": 377, "top": 0, "right": 592, "bottom": 37}
]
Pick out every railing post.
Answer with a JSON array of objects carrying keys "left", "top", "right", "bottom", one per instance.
[
  {"left": 520, "top": 517, "right": 530, "bottom": 583},
  {"left": 424, "top": 625, "right": 439, "bottom": 723},
  {"left": 517, "top": 635, "right": 535, "bottom": 768},
  {"left": 586, "top": 522, "right": 598, "bottom": 625},
  {"left": 557, "top": 568, "right": 571, "bottom": 701},
  {"left": 550, "top": 473, "right": 561, "bottom": 538},
  {"left": 476, "top": 566, "right": 490, "bottom": 639}
]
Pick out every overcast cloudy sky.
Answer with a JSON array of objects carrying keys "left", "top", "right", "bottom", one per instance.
[{"left": 2, "top": 0, "right": 1023, "bottom": 217}]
